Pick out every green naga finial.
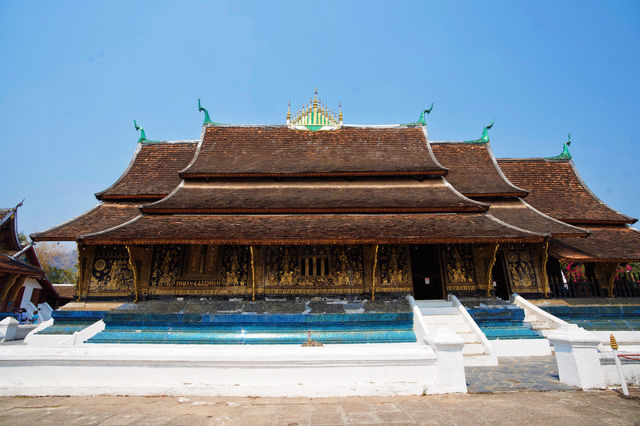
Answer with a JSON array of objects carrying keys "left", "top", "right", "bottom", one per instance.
[
  {"left": 465, "top": 119, "right": 494, "bottom": 143},
  {"left": 547, "top": 133, "right": 572, "bottom": 160},
  {"left": 198, "top": 98, "right": 215, "bottom": 126},
  {"left": 133, "top": 120, "right": 146, "bottom": 142},
  {"left": 403, "top": 103, "right": 434, "bottom": 126}
]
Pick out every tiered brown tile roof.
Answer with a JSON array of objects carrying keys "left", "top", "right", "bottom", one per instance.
[
  {"left": 549, "top": 226, "right": 640, "bottom": 263},
  {"left": 431, "top": 142, "right": 527, "bottom": 197},
  {"left": 96, "top": 141, "right": 197, "bottom": 201},
  {"left": 497, "top": 159, "right": 636, "bottom": 225},
  {"left": 31, "top": 203, "right": 141, "bottom": 242},
  {"left": 52, "top": 284, "right": 76, "bottom": 299},
  {"left": 181, "top": 126, "right": 447, "bottom": 178},
  {"left": 488, "top": 199, "right": 589, "bottom": 238},
  {"left": 142, "top": 178, "right": 487, "bottom": 214},
  {"left": 0, "top": 254, "right": 44, "bottom": 276},
  {"left": 79, "top": 213, "right": 544, "bottom": 245}
]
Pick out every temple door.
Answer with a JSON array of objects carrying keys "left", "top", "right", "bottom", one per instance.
[
  {"left": 492, "top": 251, "right": 510, "bottom": 300},
  {"left": 410, "top": 245, "right": 444, "bottom": 299}
]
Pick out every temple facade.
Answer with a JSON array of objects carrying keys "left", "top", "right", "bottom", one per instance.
[{"left": 32, "top": 93, "right": 640, "bottom": 301}]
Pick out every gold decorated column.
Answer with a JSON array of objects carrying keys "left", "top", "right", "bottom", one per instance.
[
  {"left": 371, "top": 245, "right": 379, "bottom": 301},
  {"left": 250, "top": 246, "right": 256, "bottom": 301}
]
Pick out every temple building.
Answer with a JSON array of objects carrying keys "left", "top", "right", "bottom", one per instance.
[{"left": 31, "top": 93, "right": 640, "bottom": 302}]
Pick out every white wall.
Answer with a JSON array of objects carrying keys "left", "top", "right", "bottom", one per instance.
[{"left": 19, "top": 278, "right": 42, "bottom": 312}]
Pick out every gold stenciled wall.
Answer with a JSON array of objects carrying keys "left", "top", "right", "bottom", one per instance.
[
  {"left": 263, "top": 245, "right": 364, "bottom": 294},
  {"left": 440, "top": 245, "right": 477, "bottom": 291},
  {"left": 87, "top": 245, "right": 134, "bottom": 296},
  {"left": 80, "top": 243, "right": 414, "bottom": 298},
  {"left": 501, "top": 244, "right": 546, "bottom": 294},
  {"left": 377, "top": 245, "right": 411, "bottom": 292},
  {"left": 149, "top": 245, "right": 249, "bottom": 296}
]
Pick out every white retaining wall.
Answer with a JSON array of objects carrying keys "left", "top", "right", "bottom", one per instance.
[{"left": 0, "top": 343, "right": 441, "bottom": 397}]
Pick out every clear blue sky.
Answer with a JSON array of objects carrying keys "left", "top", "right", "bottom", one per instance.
[{"left": 1, "top": 0, "right": 639, "bottom": 236}]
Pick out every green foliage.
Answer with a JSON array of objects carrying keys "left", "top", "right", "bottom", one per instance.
[
  {"left": 43, "top": 265, "right": 78, "bottom": 284},
  {"left": 18, "top": 232, "right": 31, "bottom": 246}
]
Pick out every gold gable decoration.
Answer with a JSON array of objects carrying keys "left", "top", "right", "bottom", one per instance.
[{"left": 287, "top": 89, "right": 342, "bottom": 131}]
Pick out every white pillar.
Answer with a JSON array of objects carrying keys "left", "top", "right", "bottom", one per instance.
[
  {"left": 431, "top": 328, "right": 467, "bottom": 393},
  {"left": 547, "top": 324, "right": 605, "bottom": 390},
  {"left": 0, "top": 317, "right": 19, "bottom": 342}
]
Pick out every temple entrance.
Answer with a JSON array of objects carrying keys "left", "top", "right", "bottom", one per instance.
[
  {"left": 410, "top": 245, "right": 444, "bottom": 300},
  {"left": 492, "top": 251, "right": 510, "bottom": 300}
]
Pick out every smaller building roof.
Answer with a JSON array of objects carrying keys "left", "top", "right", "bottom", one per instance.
[
  {"left": 180, "top": 126, "right": 447, "bottom": 178},
  {"left": 0, "top": 205, "right": 22, "bottom": 252},
  {"left": 95, "top": 141, "right": 197, "bottom": 201},
  {"left": 52, "top": 284, "right": 76, "bottom": 300},
  {"left": 78, "top": 212, "right": 545, "bottom": 245},
  {"left": 431, "top": 142, "right": 527, "bottom": 198},
  {"left": 497, "top": 158, "right": 636, "bottom": 225},
  {"left": 31, "top": 203, "right": 141, "bottom": 242},
  {"left": 549, "top": 225, "right": 640, "bottom": 263},
  {"left": 488, "top": 199, "right": 589, "bottom": 239},
  {"left": 0, "top": 254, "right": 44, "bottom": 276}
]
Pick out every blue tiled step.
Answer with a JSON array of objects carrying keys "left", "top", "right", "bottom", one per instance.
[
  {"left": 541, "top": 306, "right": 640, "bottom": 319},
  {"left": 465, "top": 302, "right": 542, "bottom": 340},
  {"left": 466, "top": 307, "right": 525, "bottom": 322},
  {"left": 36, "top": 311, "right": 106, "bottom": 335},
  {"left": 481, "top": 326, "right": 542, "bottom": 340},
  {"left": 88, "top": 311, "right": 416, "bottom": 345},
  {"left": 88, "top": 329, "right": 416, "bottom": 345},
  {"left": 541, "top": 306, "right": 640, "bottom": 331}
]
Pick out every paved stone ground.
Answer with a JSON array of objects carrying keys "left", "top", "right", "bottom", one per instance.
[
  {"left": 0, "top": 391, "right": 638, "bottom": 425},
  {"left": 466, "top": 356, "right": 575, "bottom": 393}
]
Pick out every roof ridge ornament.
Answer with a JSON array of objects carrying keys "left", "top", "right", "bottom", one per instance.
[
  {"left": 547, "top": 133, "right": 572, "bottom": 160},
  {"left": 133, "top": 120, "right": 147, "bottom": 143},
  {"left": 403, "top": 103, "right": 434, "bottom": 126},
  {"left": 465, "top": 119, "right": 494, "bottom": 144},
  {"left": 287, "top": 89, "right": 342, "bottom": 131},
  {"left": 198, "top": 98, "right": 215, "bottom": 126}
]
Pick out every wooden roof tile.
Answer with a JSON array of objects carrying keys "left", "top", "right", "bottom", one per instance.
[
  {"left": 431, "top": 142, "right": 526, "bottom": 197},
  {"left": 497, "top": 159, "right": 635, "bottom": 225},
  {"left": 181, "top": 126, "right": 446, "bottom": 178}
]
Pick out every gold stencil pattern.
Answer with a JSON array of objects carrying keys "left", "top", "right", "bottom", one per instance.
[
  {"left": 503, "top": 246, "right": 538, "bottom": 290},
  {"left": 264, "top": 245, "right": 364, "bottom": 289},
  {"left": 442, "top": 245, "right": 476, "bottom": 285},
  {"left": 379, "top": 245, "right": 409, "bottom": 287},
  {"left": 88, "top": 245, "right": 134, "bottom": 293}
]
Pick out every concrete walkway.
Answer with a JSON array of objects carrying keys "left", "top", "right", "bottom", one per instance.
[
  {"left": 466, "top": 356, "right": 575, "bottom": 393},
  {"left": 0, "top": 391, "right": 638, "bottom": 425}
]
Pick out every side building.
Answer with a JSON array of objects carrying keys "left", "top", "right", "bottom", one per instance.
[{"left": 1, "top": 204, "right": 58, "bottom": 313}]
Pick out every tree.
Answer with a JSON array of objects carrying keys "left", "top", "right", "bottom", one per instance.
[
  {"left": 18, "top": 232, "right": 31, "bottom": 247},
  {"left": 34, "top": 243, "right": 78, "bottom": 284}
]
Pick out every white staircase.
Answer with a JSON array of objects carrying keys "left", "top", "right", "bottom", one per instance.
[{"left": 414, "top": 299, "right": 497, "bottom": 366}]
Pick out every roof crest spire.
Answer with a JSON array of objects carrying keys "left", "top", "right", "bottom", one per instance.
[
  {"left": 403, "top": 103, "right": 433, "bottom": 126},
  {"left": 546, "top": 133, "right": 573, "bottom": 160},
  {"left": 286, "top": 99, "right": 291, "bottom": 125},
  {"left": 465, "top": 119, "right": 494, "bottom": 143},
  {"left": 133, "top": 120, "right": 146, "bottom": 143},
  {"left": 197, "top": 98, "right": 215, "bottom": 126}
]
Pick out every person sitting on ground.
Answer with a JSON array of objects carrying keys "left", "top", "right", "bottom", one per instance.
[{"left": 17, "top": 308, "right": 28, "bottom": 323}]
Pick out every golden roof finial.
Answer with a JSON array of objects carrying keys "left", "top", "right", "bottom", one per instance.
[
  {"left": 288, "top": 90, "right": 342, "bottom": 130},
  {"left": 339, "top": 101, "right": 343, "bottom": 125}
]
